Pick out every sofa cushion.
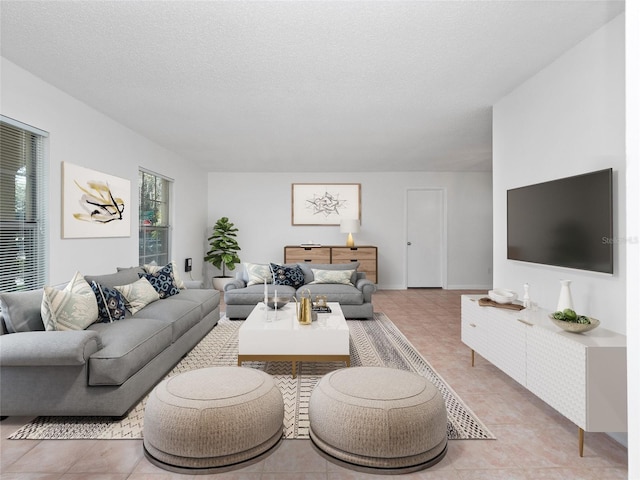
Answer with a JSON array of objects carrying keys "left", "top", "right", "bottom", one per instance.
[
  {"left": 134, "top": 298, "right": 202, "bottom": 342},
  {"left": 41, "top": 272, "right": 99, "bottom": 331},
  {"left": 310, "top": 268, "right": 355, "bottom": 285},
  {"left": 300, "top": 284, "right": 364, "bottom": 305},
  {"left": 224, "top": 284, "right": 296, "bottom": 305},
  {"left": 244, "top": 263, "right": 273, "bottom": 286},
  {"left": 298, "top": 262, "right": 360, "bottom": 285},
  {"left": 87, "top": 318, "right": 173, "bottom": 386},
  {"left": 115, "top": 277, "right": 160, "bottom": 315},
  {"left": 139, "top": 263, "right": 180, "bottom": 299},
  {"left": 271, "top": 263, "right": 305, "bottom": 288},
  {"left": 0, "top": 289, "right": 45, "bottom": 333},
  {"left": 90, "top": 281, "right": 127, "bottom": 322},
  {"left": 173, "top": 289, "right": 220, "bottom": 317},
  {"left": 86, "top": 267, "right": 146, "bottom": 289}
]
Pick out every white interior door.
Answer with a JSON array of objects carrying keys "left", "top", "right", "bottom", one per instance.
[{"left": 407, "top": 189, "right": 444, "bottom": 288}]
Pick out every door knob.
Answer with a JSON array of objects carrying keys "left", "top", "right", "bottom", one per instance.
[{"left": 407, "top": 242, "right": 412, "bottom": 246}]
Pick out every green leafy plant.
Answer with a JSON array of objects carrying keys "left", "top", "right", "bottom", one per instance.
[
  {"left": 204, "top": 217, "right": 241, "bottom": 277},
  {"left": 552, "top": 308, "right": 591, "bottom": 324}
]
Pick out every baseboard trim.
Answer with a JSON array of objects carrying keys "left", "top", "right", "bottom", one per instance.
[{"left": 446, "top": 285, "right": 492, "bottom": 290}]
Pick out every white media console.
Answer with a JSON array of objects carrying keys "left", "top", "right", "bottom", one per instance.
[{"left": 461, "top": 295, "right": 627, "bottom": 456}]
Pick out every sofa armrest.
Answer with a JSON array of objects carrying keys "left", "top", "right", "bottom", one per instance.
[
  {"left": 224, "top": 279, "right": 246, "bottom": 291},
  {"left": 355, "top": 278, "right": 377, "bottom": 302},
  {"left": 0, "top": 330, "right": 100, "bottom": 367}
]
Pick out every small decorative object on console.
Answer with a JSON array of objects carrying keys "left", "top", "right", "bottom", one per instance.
[
  {"left": 549, "top": 308, "right": 600, "bottom": 333},
  {"left": 488, "top": 289, "right": 517, "bottom": 304},
  {"left": 522, "top": 283, "right": 531, "bottom": 308},
  {"left": 556, "top": 279, "right": 574, "bottom": 312}
]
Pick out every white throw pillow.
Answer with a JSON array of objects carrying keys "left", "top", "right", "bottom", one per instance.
[
  {"left": 144, "top": 260, "right": 186, "bottom": 289},
  {"left": 115, "top": 277, "right": 160, "bottom": 315},
  {"left": 245, "top": 263, "right": 273, "bottom": 286},
  {"left": 41, "top": 271, "right": 99, "bottom": 331},
  {"left": 310, "top": 269, "right": 355, "bottom": 285}
]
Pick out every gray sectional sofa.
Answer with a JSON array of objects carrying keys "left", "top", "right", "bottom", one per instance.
[
  {"left": 0, "top": 266, "right": 220, "bottom": 417},
  {"left": 224, "top": 262, "right": 376, "bottom": 319}
]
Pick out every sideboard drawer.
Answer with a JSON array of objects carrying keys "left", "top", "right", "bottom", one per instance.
[
  {"left": 332, "top": 247, "right": 377, "bottom": 283},
  {"left": 331, "top": 247, "right": 377, "bottom": 261},
  {"left": 284, "top": 246, "right": 331, "bottom": 264}
]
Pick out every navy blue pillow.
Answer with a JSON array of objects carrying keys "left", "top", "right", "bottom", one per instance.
[
  {"left": 90, "top": 281, "right": 127, "bottom": 322},
  {"left": 270, "top": 263, "right": 305, "bottom": 288},
  {"left": 139, "top": 263, "right": 179, "bottom": 299}
]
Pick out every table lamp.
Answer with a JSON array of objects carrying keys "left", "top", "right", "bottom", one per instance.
[{"left": 340, "top": 219, "right": 360, "bottom": 247}]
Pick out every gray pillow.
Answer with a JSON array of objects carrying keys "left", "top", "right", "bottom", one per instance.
[
  {"left": 0, "top": 289, "right": 45, "bottom": 333},
  {"left": 297, "top": 262, "right": 360, "bottom": 285}
]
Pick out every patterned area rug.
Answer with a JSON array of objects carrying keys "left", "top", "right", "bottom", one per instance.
[{"left": 9, "top": 312, "right": 494, "bottom": 441}]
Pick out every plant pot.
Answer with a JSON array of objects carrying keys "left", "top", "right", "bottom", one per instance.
[{"left": 212, "top": 276, "right": 234, "bottom": 292}]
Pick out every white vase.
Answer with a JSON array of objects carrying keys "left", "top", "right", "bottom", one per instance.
[{"left": 556, "top": 280, "right": 574, "bottom": 312}]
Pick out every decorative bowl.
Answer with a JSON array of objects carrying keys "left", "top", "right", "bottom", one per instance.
[
  {"left": 488, "top": 289, "right": 518, "bottom": 304},
  {"left": 266, "top": 297, "right": 290, "bottom": 309},
  {"left": 549, "top": 315, "right": 600, "bottom": 333}
]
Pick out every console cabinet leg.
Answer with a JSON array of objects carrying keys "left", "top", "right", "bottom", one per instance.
[
  {"left": 579, "top": 427, "right": 584, "bottom": 457},
  {"left": 471, "top": 349, "right": 475, "bottom": 367}
]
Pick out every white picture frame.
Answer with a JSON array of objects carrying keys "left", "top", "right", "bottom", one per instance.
[
  {"left": 62, "top": 161, "right": 131, "bottom": 238},
  {"left": 291, "top": 183, "right": 361, "bottom": 226}
]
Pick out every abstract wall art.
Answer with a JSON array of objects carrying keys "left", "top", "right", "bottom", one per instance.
[
  {"left": 291, "top": 183, "right": 361, "bottom": 226},
  {"left": 62, "top": 161, "right": 131, "bottom": 238}
]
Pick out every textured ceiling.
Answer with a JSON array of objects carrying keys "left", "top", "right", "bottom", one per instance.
[{"left": 0, "top": 1, "right": 625, "bottom": 172}]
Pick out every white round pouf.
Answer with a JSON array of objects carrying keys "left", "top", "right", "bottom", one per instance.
[
  {"left": 143, "top": 367, "right": 284, "bottom": 473},
  {"left": 309, "top": 366, "right": 448, "bottom": 473}
]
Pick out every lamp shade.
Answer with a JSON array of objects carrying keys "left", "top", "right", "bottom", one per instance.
[{"left": 340, "top": 219, "right": 360, "bottom": 233}]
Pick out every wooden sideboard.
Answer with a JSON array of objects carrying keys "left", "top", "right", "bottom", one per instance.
[{"left": 284, "top": 245, "right": 378, "bottom": 284}]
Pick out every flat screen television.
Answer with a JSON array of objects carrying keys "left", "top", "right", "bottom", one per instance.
[{"left": 507, "top": 168, "right": 613, "bottom": 274}]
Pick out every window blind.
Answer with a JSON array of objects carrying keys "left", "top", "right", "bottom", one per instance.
[{"left": 0, "top": 119, "right": 48, "bottom": 292}]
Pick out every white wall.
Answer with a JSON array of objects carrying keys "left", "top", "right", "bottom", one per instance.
[
  {"left": 625, "top": 4, "right": 640, "bottom": 478},
  {"left": 493, "top": 14, "right": 626, "bottom": 335},
  {"left": 206, "top": 171, "right": 493, "bottom": 290},
  {"left": 1, "top": 58, "right": 209, "bottom": 284}
]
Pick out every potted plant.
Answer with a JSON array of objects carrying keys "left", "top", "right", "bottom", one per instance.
[{"left": 204, "top": 216, "right": 241, "bottom": 291}]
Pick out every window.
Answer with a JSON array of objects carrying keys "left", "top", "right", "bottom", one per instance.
[
  {"left": 0, "top": 117, "right": 48, "bottom": 292},
  {"left": 139, "top": 169, "right": 172, "bottom": 266}
]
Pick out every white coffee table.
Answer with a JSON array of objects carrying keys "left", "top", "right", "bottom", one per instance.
[{"left": 237, "top": 302, "right": 350, "bottom": 378}]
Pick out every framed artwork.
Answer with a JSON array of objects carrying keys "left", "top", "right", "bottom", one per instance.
[
  {"left": 62, "top": 161, "right": 131, "bottom": 238},
  {"left": 291, "top": 183, "right": 361, "bottom": 226}
]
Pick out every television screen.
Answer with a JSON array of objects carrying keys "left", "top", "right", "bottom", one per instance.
[{"left": 507, "top": 168, "right": 613, "bottom": 274}]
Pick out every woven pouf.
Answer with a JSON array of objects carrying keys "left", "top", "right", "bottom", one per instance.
[
  {"left": 143, "top": 366, "right": 284, "bottom": 473},
  {"left": 309, "top": 366, "right": 447, "bottom": 473}
]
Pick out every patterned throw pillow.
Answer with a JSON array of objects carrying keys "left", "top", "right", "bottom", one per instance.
[
  {"left": 245, "top": 263, "right": 273, "bottom": 286},
  {"left": 139, "top": 263, "right": 180, "bottom": 299},
  {"left": 90, "top": 281, "right": 127, "bottom": 322},
  {"left": 144, "top": 261, "right": 185, "bottom": 289},
  {"left": 115, "top": 277, "right": 160, "bottom": 315},
  {"left": 310, "top": 269, "right": 355, "bottom": 285},
  {"left": 41, "top": 271, "right": 99, "bottom": 331},
  {"left": 270, "top": 263, "right": 305, "bottom": 288}
]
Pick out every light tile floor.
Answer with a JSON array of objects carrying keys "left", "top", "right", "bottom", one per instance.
[{"left": 1, "top": 289, "right": 628, "bottom": 479}]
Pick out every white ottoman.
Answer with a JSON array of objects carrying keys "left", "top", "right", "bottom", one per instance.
[
  {"left": 309, "top": 366, "right": 448, "bottom": 473},
  {"left": 143, "top": 366, "right": 284, "bottom": 473}
]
